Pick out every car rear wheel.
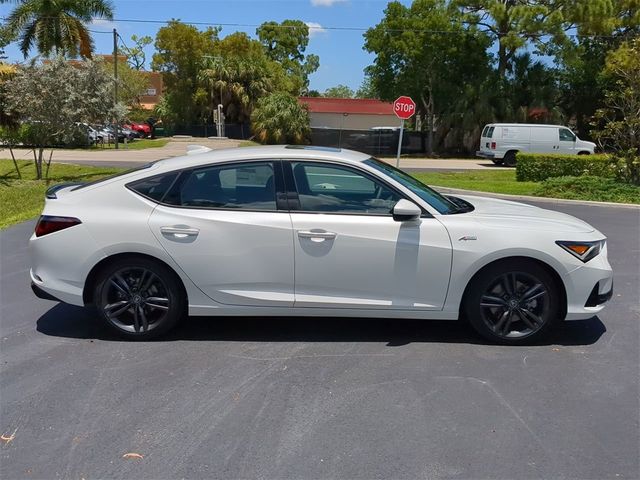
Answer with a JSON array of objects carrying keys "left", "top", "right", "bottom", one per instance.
[
  {"left": 93, "top": 257, "right": 184, "bottom": 339},
  {"left": 503, "top": 151, "right": 517, "bottom": 166},
  {"left": 463, "top": 260, "right": 560, "bottom": 344}
]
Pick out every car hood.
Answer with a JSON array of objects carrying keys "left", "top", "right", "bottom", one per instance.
[{"left": 453, "top": 195, "right": 596, "bottom": 233}]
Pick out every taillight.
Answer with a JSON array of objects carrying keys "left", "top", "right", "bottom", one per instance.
[
  {"left": 35, "top": 216, "right": 82, "bottom": 237},
  {"left": 491, "top": 142, "right": 496, "bottom": 149}
]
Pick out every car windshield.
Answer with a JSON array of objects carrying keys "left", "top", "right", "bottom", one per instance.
[{"left": 363, "top": 158, "right": 461, "bottom": 214}]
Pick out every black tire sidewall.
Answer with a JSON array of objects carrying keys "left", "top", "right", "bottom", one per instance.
[
  {"left": 503, "top": 151, "right": 517, "bottom": 166},
  {"left": 93, "top": 257, "right": 184, "bottom": 340},
  {"left": 463, "top": 260, "right": 560, "bottom": 345}
]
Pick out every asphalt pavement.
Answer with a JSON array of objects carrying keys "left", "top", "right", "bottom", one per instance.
[{"left": 1, "top": 201, "right": 638, "bottom": 480}]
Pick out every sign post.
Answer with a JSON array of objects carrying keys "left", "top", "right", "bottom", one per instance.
[{"left": 393, "top": 96, "right": 416, "bottom": 167}]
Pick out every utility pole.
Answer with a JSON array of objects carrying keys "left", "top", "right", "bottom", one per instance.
[{"left": 113, "top": 28, "right": 119, "bottom": 149}]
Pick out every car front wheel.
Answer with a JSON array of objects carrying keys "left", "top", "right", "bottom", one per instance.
[
  {"left": 93, "top": 258, "right": 185, "bottom": 339},
  {"left": 463, "top": 260, "right": 560, "bottom": 344}
]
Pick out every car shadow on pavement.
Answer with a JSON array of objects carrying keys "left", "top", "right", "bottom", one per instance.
[{"left": 36, "top": 303, "right": 607, "bottom": 347}]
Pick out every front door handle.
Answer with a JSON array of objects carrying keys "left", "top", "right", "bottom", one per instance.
[
  {"left": 160, "top": 226, "right": 200, "bottom": 238},
  {"left": 297, "top": 229, "right": 337, "bottom": 241}
]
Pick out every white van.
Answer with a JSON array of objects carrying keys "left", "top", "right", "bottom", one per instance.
[{"left": 476, "top": 123, "right": 596, "bottom": 165}]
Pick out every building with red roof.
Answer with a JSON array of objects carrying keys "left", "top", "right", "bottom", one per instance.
[{"left": 299, "top": 97, "right": 398, "bottom": 130}]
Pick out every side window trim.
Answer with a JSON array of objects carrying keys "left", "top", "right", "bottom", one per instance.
[{"left": 282, "top": 159, "right": 426, "bottom": 217}]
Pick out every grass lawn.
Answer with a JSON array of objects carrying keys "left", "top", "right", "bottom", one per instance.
[
  {"left": 0, "top": 159, "right": 125, "bottom": 229},
  {"left": 87, "top": 138, "right": 170, "bottom": 150},
  {"left": 412, "top": 169, "right": 640, "bottom": 204},
  {"left": 412, "top": 170, "right": 539, "bottom": 195}
]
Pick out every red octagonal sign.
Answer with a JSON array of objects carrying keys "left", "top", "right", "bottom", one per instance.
[{"left": 393, "top": 96, "right": 416, "bottom": 120}]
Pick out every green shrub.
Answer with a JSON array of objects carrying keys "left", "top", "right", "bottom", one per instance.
[
  {"left": 535, "top": 176, "right": 640, "bottom": 204},
  {"left": 515, "top": 153, "right": 613, "bottom": 182}
]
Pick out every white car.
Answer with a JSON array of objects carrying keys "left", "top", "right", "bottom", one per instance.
[
  {"left": 477, "top": 123, "right": 597, "bottom": 165},
  {"left": 29, "top": 146, "right": 613, "bottom": 344}
]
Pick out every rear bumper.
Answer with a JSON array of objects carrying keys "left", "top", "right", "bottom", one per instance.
[
  {"left": 31, "top": 281, "right": 61, "bottom": 302},
  {"left": 476, "top": 150, "right": 495, "bottom": 159}
]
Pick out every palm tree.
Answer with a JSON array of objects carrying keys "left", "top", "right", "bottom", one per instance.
[
  {"left": 251, "top": 92, "right": 310, "bottom": 144},
  {"left": 2, "top": 0, "right": 114, "bottom": 58}
]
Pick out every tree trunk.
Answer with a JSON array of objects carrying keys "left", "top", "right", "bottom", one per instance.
[{"left": 9, "top": 147, "right": 21, "bottom": 179}]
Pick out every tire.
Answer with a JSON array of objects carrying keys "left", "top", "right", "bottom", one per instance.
[
  {"left": 503, "top": 150, "right": 517, "bottom": 166},
  {"left": 93, "top": 257, "right": 185, "bottom": 340},
  {"left": 463, "top": 259, "right": 561, "bottom": 345},
  {"left": 492, "top": 158, "right": 504, "bottom": 165},
  {"left": 577, "top": 151, "right": 590, "bottom": 155}
]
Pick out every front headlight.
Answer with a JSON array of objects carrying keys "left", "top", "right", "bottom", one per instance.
[{"left": 556, "top": 239, "right": 606, "bottom": 263}]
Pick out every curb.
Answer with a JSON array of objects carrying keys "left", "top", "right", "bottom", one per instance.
[{"left": 433, "top": 185, "right": 640, "bottom": 209}]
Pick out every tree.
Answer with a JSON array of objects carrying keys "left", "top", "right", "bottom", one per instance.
[
  {"left": 199, "top": 32, "right": 293, "bottom": 124},
  {"left": 251, "top": 92, "right": 310, "bottom": 144},
  {"left": 355, "top": 77, "right": 376, "bottom": 99},
  {"left": 120, "top": 34, "right": 153, "bottom": 70},
  {"left": 1, "top": 0, "right": 114, "bottom": 58},
  {"left": 364, "top": 0, "right": 492, "bottom": 154},
  {"left": 323, "top": 84, "right": 354, "bottom": 98},
  {"left": 2, "top": 57, "right": 124, "bottom": 179},
  {"left": 109, "top": 61, "right": 149, "bottom": 108},
  {"left": 592, "top": 38, "right": 640, "bottom": 184},
  {"left": 151, "top": 20, "right": 219, "bottom": 128},
  {"left": 256, "top": 20, "right": 319, "bottom": 92},
  {"left": 456, "top": 0, "right": 639, "bottom": 79}
]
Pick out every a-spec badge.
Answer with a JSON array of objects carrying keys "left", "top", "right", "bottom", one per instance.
[{"left": 458, "top": 235, "right": 478, "bottom": 241}]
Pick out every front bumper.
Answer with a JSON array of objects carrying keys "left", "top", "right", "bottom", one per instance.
[{"left": 563, "top": 249, "right": 613, "bottom": 320}]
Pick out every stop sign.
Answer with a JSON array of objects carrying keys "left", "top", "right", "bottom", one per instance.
[{"left": 393, "top": 96, "right": 416, "bottom": 120}]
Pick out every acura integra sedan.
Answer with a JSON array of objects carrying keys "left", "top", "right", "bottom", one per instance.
[{"left": 30, "top": 145, "right": 613, "bottom": 344}]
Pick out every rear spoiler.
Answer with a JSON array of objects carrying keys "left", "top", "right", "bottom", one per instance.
[{"left": 45, "top": 182, "right": 84, "bottom": 199}]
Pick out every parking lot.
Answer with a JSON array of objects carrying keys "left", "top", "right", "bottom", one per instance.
[{"left": 1, "top": 200, "right": 638, "bottom": 479}]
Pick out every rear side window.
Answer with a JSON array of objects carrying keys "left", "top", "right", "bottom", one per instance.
[
  {"left": 481, "top": 126, "right": 488, "bottom": 137},
  {"left": 486, "top": 126, "right": 495, "bottom": 138},
  {"left": 167, "top": 161, "right": 277, "bottom": 210},
  {"left": 128, "top": 172, "right": 179, "bottom": 202}
]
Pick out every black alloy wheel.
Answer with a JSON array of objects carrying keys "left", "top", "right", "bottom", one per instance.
[
  {"left": 464, "top": 260, "right": 560, "bottom": 344},
  {"left": 94, "top": 258, "right": 184, "bottom": 339}
]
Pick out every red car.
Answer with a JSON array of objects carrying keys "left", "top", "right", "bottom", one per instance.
[{"left": 124, "top": 122, "right": 151, "bottom": 138}]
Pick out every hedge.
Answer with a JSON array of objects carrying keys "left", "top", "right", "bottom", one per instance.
[{"left": 515, "top": 153, "right": 613, "bottom": 182}]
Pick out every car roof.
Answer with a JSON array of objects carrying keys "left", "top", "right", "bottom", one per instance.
[{"left": 153, "top": 145, "right": 371, "bottom": 171}]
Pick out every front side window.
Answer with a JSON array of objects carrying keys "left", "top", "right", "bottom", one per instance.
[
  {"left": 559, "top": 128, "right": 576, "bottom": 142},
  {"left": 167, "top": 162, "right": 277, "bottom": 210},
  {"left": 364, "top": 158, "right": 459, "bottom": 214},
  {"left": 290, "top": 162, "right": 402, "bottom": 214}
]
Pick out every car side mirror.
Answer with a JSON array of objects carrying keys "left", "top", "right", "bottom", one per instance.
[{"left": 393, "top": 199, "right": 421, "bottom": 222}]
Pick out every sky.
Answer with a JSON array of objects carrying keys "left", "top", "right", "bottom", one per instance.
[{"left": 0, "top": 0, "right": 405, "bottom": 93}]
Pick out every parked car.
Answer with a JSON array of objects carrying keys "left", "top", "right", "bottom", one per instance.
[
  {"left": 476, "top": 123, "right": 596, "bottom": 166},
  {"left": 125, "top": 122, "right": 151, "bottom": 138},
  {"left": 30, "top": 145, "right": 612, "bottom": 343}
]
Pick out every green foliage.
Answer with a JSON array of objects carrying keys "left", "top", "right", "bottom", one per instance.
[
  {"left": 355, "top": 77, "right": 376, "bottom": 99},
  {"left": 592, "top": 38, "right": 640, "bottom": 153},
  {"left": 2, "top": 0, "right": 114, "bottom": 58},
  {"left": 515, "top": 153, "right": 613, "bottom": 182},
  {"left": 199, "top": 32, "right": 293, "bottom": 124},
  {"left": 364, "top": 0, "right": 492, "bottom": 154},
  {"left": 609, "top": 149, "right": 640, "bottom": 186},
  {"left": 151, "top": 20, "right": 219, "bottom": 128},
  {"left": 535, "top": 176, "right": 640, "bottom": 204},
  {"left": 2, "top": 57, "right": 124, "bottom": 178},
  {"left": 251, "top": 92, "right": 310, "bottom": 144},
  {"left": 323, "top": 84, "right": 354, "bottom": 98},
  {"left": 256, "top": 19, "right": 319, "bottom": 92}
]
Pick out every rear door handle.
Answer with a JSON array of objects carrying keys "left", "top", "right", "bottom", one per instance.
[
  {"left": 160, "top": 226, "right": 200, "bottom": 238},
  {"left": 297, "top": 230, "right": 337, "bottom": 240}
]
